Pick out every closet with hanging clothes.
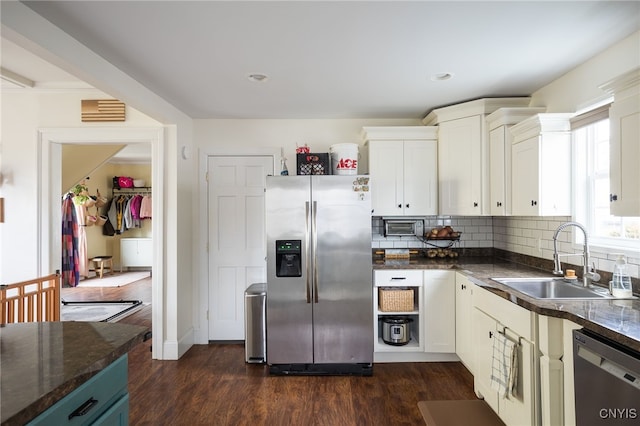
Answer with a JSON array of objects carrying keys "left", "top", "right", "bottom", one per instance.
[{"left": 107, "top": 186, "right": 153, "bottom": 234}]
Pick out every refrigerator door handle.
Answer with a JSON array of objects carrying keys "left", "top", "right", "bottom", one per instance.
[
  {"left": 312, "top": 201, "right": 319, "bottom": 303},
  {"left": 305, "top": 201, "right": 311, "bottom": 304}
]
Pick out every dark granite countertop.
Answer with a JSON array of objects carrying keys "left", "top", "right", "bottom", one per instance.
[
  {"left": 0, "top": 321, "right": 148, "bottom": 426},
  {"left": 374, "top": 255, "right": 640, "bottom": 353}
]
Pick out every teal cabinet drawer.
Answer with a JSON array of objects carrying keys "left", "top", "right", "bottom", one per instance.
[
  {"left": 92, "top": 393, "right": 129, "bottom": 426},
  {"left": 28, "top": 355, "right": 128, "bottom": 426}
]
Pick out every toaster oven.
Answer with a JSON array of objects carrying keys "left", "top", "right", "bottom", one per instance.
[{"left": 383, "top": 219, "right": 424, "bottom": 237}]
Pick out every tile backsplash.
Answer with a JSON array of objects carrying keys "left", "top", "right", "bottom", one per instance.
[
  {"left": 371, "top": 216, "right": 493, "bottom": 249},
  {"left": 494, "top": 216, "right": 639, "bottom": 280},
  {"left": 372, "top": 215, "right": 639, "bottom": 280}
]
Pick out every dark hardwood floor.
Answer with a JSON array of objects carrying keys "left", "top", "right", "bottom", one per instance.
[{"left": 63, "top": 278, "right": 477, "bottom": 425}]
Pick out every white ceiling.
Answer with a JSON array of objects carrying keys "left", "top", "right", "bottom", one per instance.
[{"left": 2, "top": 1, "right": 640, "bottom": 120}]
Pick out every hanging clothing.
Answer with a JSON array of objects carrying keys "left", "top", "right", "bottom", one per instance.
[
  {"left": 61, "top": 194, "right": 79, "bottom": 287},
  {"left": 129, "top": 195, "right": 143, "bottom": 228},
  {"left": 74, "top": 201, "right": 89, "bottom": 278},
  {"left": 107, "top": 196, "right": 119, "bottom": 234},
  {"left": 123, "top": 196, "right": 135, "bottom": 229},
  {"left": 140, "top": 195, "right": 152, "bottom": 219},
  {"left": 116, "top": 195, "right": 128, "bottom": 232}
]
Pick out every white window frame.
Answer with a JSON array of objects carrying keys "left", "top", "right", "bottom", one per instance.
[{"left": 572, "top": 111, "right": 640, "bottom": 259}]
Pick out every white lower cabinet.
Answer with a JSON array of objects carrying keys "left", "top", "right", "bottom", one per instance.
[
  {"left": 423, "top": 270, "right": 455, "bottom": 353},
  {"left": 473, "top": 285, "right": 538, "bottom": 426},
  {"left": 455, "top": 272, "right": 474, "bottom": 373},
  {"left": 120, "top": 238, "right": 152, "bottom": 271},
  {"left": 373, "top": 269, "right": 457, "bottom": 362}
]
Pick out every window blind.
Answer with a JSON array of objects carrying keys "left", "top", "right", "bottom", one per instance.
[{"left": 570, "top": 104, "right": 610, "bottom": 130}]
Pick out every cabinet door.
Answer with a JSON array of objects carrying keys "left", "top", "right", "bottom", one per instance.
[
  {"left": 512, "top": 133, "right": 570, "bottom": 216},
  {"left": 474, "top": 306, "right": 537, "bottom": 426},
  {"left": 454, "top": 273, "right": 474, "bottom": 372},
  {"left": 489, "top": 126, "right": 508, "bottom": 215},
  {"left": 137, "top": 238, "right": 153, "bottom": 266},
  {"left": 609, "top": 95, "right": 640, "bottom": 216},
  {"left": 368, "top": 140, "right": 404, "bottom": 216},
  {"left": 120, "top": 238, "right": 152, "bottom": 270},
  {"left": 404, "top": 140, "right": 438, "bottom": 215},
  {"left": 473, "top": 307, "right": 499, "bottom": 412},
  {"left": 512, "top": 137, "right": 539, "bottom": 216},
  {"left": 438, "top": 115, "right": 484, "bottom": 215},
  {"left": 423, "top": 270, "right": 455, "bottom": 353},
  {"left": 499, "top": 337, "right": 536, "bottom": 426}
]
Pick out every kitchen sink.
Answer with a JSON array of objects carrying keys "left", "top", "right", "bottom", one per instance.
[{"left": 491, "top": 277, "right": 615, "bottom": 300}]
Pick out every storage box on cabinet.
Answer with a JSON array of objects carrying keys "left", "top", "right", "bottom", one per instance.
[{"left": 378, "top": 287, "right": 415, "bottom": 312}]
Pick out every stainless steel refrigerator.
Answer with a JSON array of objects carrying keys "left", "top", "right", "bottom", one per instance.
[{"left": 266, "top": 175, "right": 373, "bottom": 375}]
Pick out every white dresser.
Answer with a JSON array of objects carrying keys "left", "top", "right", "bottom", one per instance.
[{"left": 120, "top": 238, "right": 152, "bottom": 271}]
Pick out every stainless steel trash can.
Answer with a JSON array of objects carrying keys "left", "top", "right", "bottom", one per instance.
[{"left": 244, "top": 283, "right": 267, "bottom": 363}]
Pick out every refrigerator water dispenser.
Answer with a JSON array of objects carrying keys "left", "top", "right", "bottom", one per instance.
[{"left": 276, "top": 240, "right": 302, "bottom": 277}]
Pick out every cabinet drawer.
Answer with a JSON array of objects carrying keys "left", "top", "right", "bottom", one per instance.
[
  {"left": 28, "top": 355, "right": 128, "bottom": 426},
  {"left": 473, "top": 285, "right": 534, "bottom": 341},
  {"left": 92, "top": 393, "right": 129, "bottom": 426},
  {"left": 374, "top": 270, "right": 423, "bottom": 286}
]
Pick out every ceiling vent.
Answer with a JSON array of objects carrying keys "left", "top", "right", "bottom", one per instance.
[{"left": 81, "top": 99, "right": 126, "bottom": 122}]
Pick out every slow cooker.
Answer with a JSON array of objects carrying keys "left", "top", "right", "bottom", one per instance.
[{"left": 382, "top": 317, "right": 412, "bottom": 346}]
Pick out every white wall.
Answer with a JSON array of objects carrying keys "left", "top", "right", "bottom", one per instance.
[
  {"left": 0, "top": 90, "right": 159, "bottom": 283},
  {"left": 195, "top": 118, "right": 420, "bottom": 162},
  {"left": 530, "top": 30, "right": 640, "bottom": 112}
]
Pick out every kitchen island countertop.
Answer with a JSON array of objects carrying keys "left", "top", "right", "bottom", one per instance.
[
  {"left": 373, "top": 255, "right": 640, "bottom": 353},
  {"left": 0, "top": 321, "right": 148, "bottom": 425}
]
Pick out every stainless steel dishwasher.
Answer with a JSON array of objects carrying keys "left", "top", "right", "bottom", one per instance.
[{"left": 573, "top": 329, "right": 640, "bottom": 424}]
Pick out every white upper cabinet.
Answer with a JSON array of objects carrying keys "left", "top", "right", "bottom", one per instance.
[
  {"left": 510, "top": 114, "right": 573, "bottom": 216},
  {"left": 423, "top": 98, "right": 531, "bottom": 216},
  {"left": 600, "top": 68, "right": 640, "bottom": 216},
  {"left": 362, "top": 126, "right": 438, "bottom": 216},
  {"left": 486, "top": 108, "right": 546, "bottom": 216}
]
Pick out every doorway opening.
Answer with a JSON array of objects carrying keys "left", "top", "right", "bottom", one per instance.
[{"left": 39, "top": 127, "right": 164, "bottom": 359}]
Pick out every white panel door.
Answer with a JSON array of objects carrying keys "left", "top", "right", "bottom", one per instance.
[{"left": 208, "top": 156, "right": 273, "bottom": 340}]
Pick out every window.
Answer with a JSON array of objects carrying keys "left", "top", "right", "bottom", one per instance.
[{"left": 573, "top": 115, "right": 640, "bottom": 251}]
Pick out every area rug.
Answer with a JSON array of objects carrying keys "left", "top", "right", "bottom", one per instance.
[
  {"left": 77, "top": 271, "right": 150, "bottom": 288},
  {"left": 61, "top": 300, "right": 145, "bottom": 322}
]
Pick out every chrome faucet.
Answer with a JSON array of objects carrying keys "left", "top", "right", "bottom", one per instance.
[{"left": 552, "top": 221, "right": 600, "bottom": 287}]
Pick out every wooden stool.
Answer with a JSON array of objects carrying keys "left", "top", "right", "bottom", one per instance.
[{"left": 90, "top": 256, "right": 114, "bottom": 278}]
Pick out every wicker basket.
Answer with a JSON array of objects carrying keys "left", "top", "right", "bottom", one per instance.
[{"left": 379, "top": 287, "right": 414, "bottom": 312}]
